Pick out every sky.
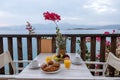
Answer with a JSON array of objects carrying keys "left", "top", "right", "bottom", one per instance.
[{"left": 0, "top": 0, "right": 120, "bottom": 27}]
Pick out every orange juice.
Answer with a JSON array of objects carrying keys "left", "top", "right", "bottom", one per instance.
[
  {"left": 64, "top": 59, "right": 71, "bottom": 69},
  {"left": 45, "top": 56, "right": 52, "bottom": 63}
]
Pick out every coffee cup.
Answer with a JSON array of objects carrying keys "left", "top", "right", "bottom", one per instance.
[{"left": 72, "top": 56, "right": 81, "bottom": 65}]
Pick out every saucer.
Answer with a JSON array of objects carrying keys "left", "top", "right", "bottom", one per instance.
[
  {"left": 72, "top": 61, "right": 82, "bottom": 65},
  {"left": 29, "top": 64, "right": 41, "bottom": 69},
  {"left": 71, "top": 57, "right": 82, "bottom": 65}
]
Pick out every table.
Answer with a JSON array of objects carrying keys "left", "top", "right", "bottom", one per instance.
[{"left": 16, "top": 53, "right": 93, "bottom": 80}]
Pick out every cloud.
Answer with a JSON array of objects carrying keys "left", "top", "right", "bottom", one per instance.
[
  {"left": 62, "top": 17, "right": 83, "bottom": 21},
  {"left": 83, "top": 0, "right": 117, "bottom": 13},
  {"left": 0, "top": 11, "right": 14, "bottom": 18},
  {"left": 0, "top": 0, "right": 120, "bottom": 26},
  {"left": 0, "top": 11, "right": 16, "bottom": 26}
]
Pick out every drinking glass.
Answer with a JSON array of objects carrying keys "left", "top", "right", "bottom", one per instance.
[{"left": 64, "top": 59, "right": 71, "bottom": 69}]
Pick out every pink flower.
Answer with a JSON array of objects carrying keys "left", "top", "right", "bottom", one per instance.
[
  {"left": 104, "top": 31, "right": 110, "bottom": 34},
  {"left": 106, "top": 41, "right": 111, "bottom": 46},
  {"left": 113, "top": 30, "right": 115, "bottom": 33},
  {"left": 43, "top": 11, "right": 61, "bottom": 29},
  {"left": 96, "top": 54, "right": 100, "bottom": 59},
  {"left": 25, "top": 21, "right": 35, "bottom": 34},
  {"left": 43, "top": 11, "right": 61, "bottom": 22},
  {"left": 96, "top": 37, "right": 101, "bottom": 42},
  {"left": 26, "top": 27, "right": 32, "bottom": 30},
  {"left": 95, "top": 64, "right": 99, "bottom": 68},
  {"left": 117, "top": 43, "right": 120, "bottom": 47},
  {"left": 85, "top": 37, "right": 91, "bottom": 42},
  {"left": 117, "top": 37, "right": 120, "bottom": 41}
]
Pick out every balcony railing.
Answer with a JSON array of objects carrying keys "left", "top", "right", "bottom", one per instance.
[{"left": 0, "top": 34, "right": 120, "bottom": 76}]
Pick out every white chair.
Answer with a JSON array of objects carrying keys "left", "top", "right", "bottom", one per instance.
[
  {"left": 0, "top": 51, "right": 31, "bottom": 80},
  {"left": 85, "top": 52, "right": 120, "bottom": 76}
]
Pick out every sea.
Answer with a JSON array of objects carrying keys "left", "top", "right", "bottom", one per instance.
[
  {"left": 0, "top": 25, "right": 119, "bottom": 59},
  {"left": 0, "top": 25, "right": 119, "bottom": 74}
]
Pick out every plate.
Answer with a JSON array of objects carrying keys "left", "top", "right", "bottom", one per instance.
[
  {"left": 41, "top": 67, "right": 61, "bottom": 74},
  {"left": 53, "top": 60, "right": 64, "bottom": 63}
]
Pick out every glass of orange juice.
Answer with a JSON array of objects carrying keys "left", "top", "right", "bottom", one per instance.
[
  {"left": 64, "top": 59, "right": 71, "bottom": 69},
  {"left": 45, "top": 56, "right": 52, "bottom": 63}
]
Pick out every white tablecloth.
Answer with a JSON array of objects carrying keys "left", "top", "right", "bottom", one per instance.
[{"left": 16, "top": 53, "right": 93, "bottom": 80}]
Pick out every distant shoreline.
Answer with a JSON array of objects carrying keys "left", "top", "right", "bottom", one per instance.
[
  {"left": 66, "top": 28, "right": 98, "bottom": 30},
  {"left": 66, "top": 28, "right": 120, "bottom": 30}
]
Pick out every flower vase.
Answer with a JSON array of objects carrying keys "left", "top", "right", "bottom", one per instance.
[{"left": 58, "top": 49, "right": 66, "bottom": 55}]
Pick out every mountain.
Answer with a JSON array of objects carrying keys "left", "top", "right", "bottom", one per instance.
[
  {"left": 97, "top": 24, "right": 120, "bottom": 29},
  {"left": 65, "top": 24, "right": 120, "bottom": 30}
]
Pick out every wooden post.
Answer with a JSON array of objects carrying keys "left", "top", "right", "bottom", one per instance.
[
  {"left": 90, "top": 37, "right": 96, "bottom": 75},
  {"left": 100, "top": 36, "right": 106, "bottom": 75},
  {"left": 8, "top": 37, "right": 14, "bottom": 74},
  {"left": 17, "top": 37, "right": 23, "bottom": 72},
  {"left": 37, "top": 36, "right": 41, "bottom": 55},
  {"left": 71, "top": 36, "right": 76, "bottom": 53},
  {"left": 80, "top": 37, "right": 86, "bottom": 61},
  {"left": 27, "top": 37, "right": 32, "bottom": 60}
]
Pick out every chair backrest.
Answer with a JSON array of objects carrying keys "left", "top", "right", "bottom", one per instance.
[
  {"left": 40, "top": 39, "right": 52, "bottom": 53},
  {"left": 106, "top": 52, "right": 120, "bottom": 71},
  {"left": 0, "top": 51, "right": 16, "bottom": 74}
]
